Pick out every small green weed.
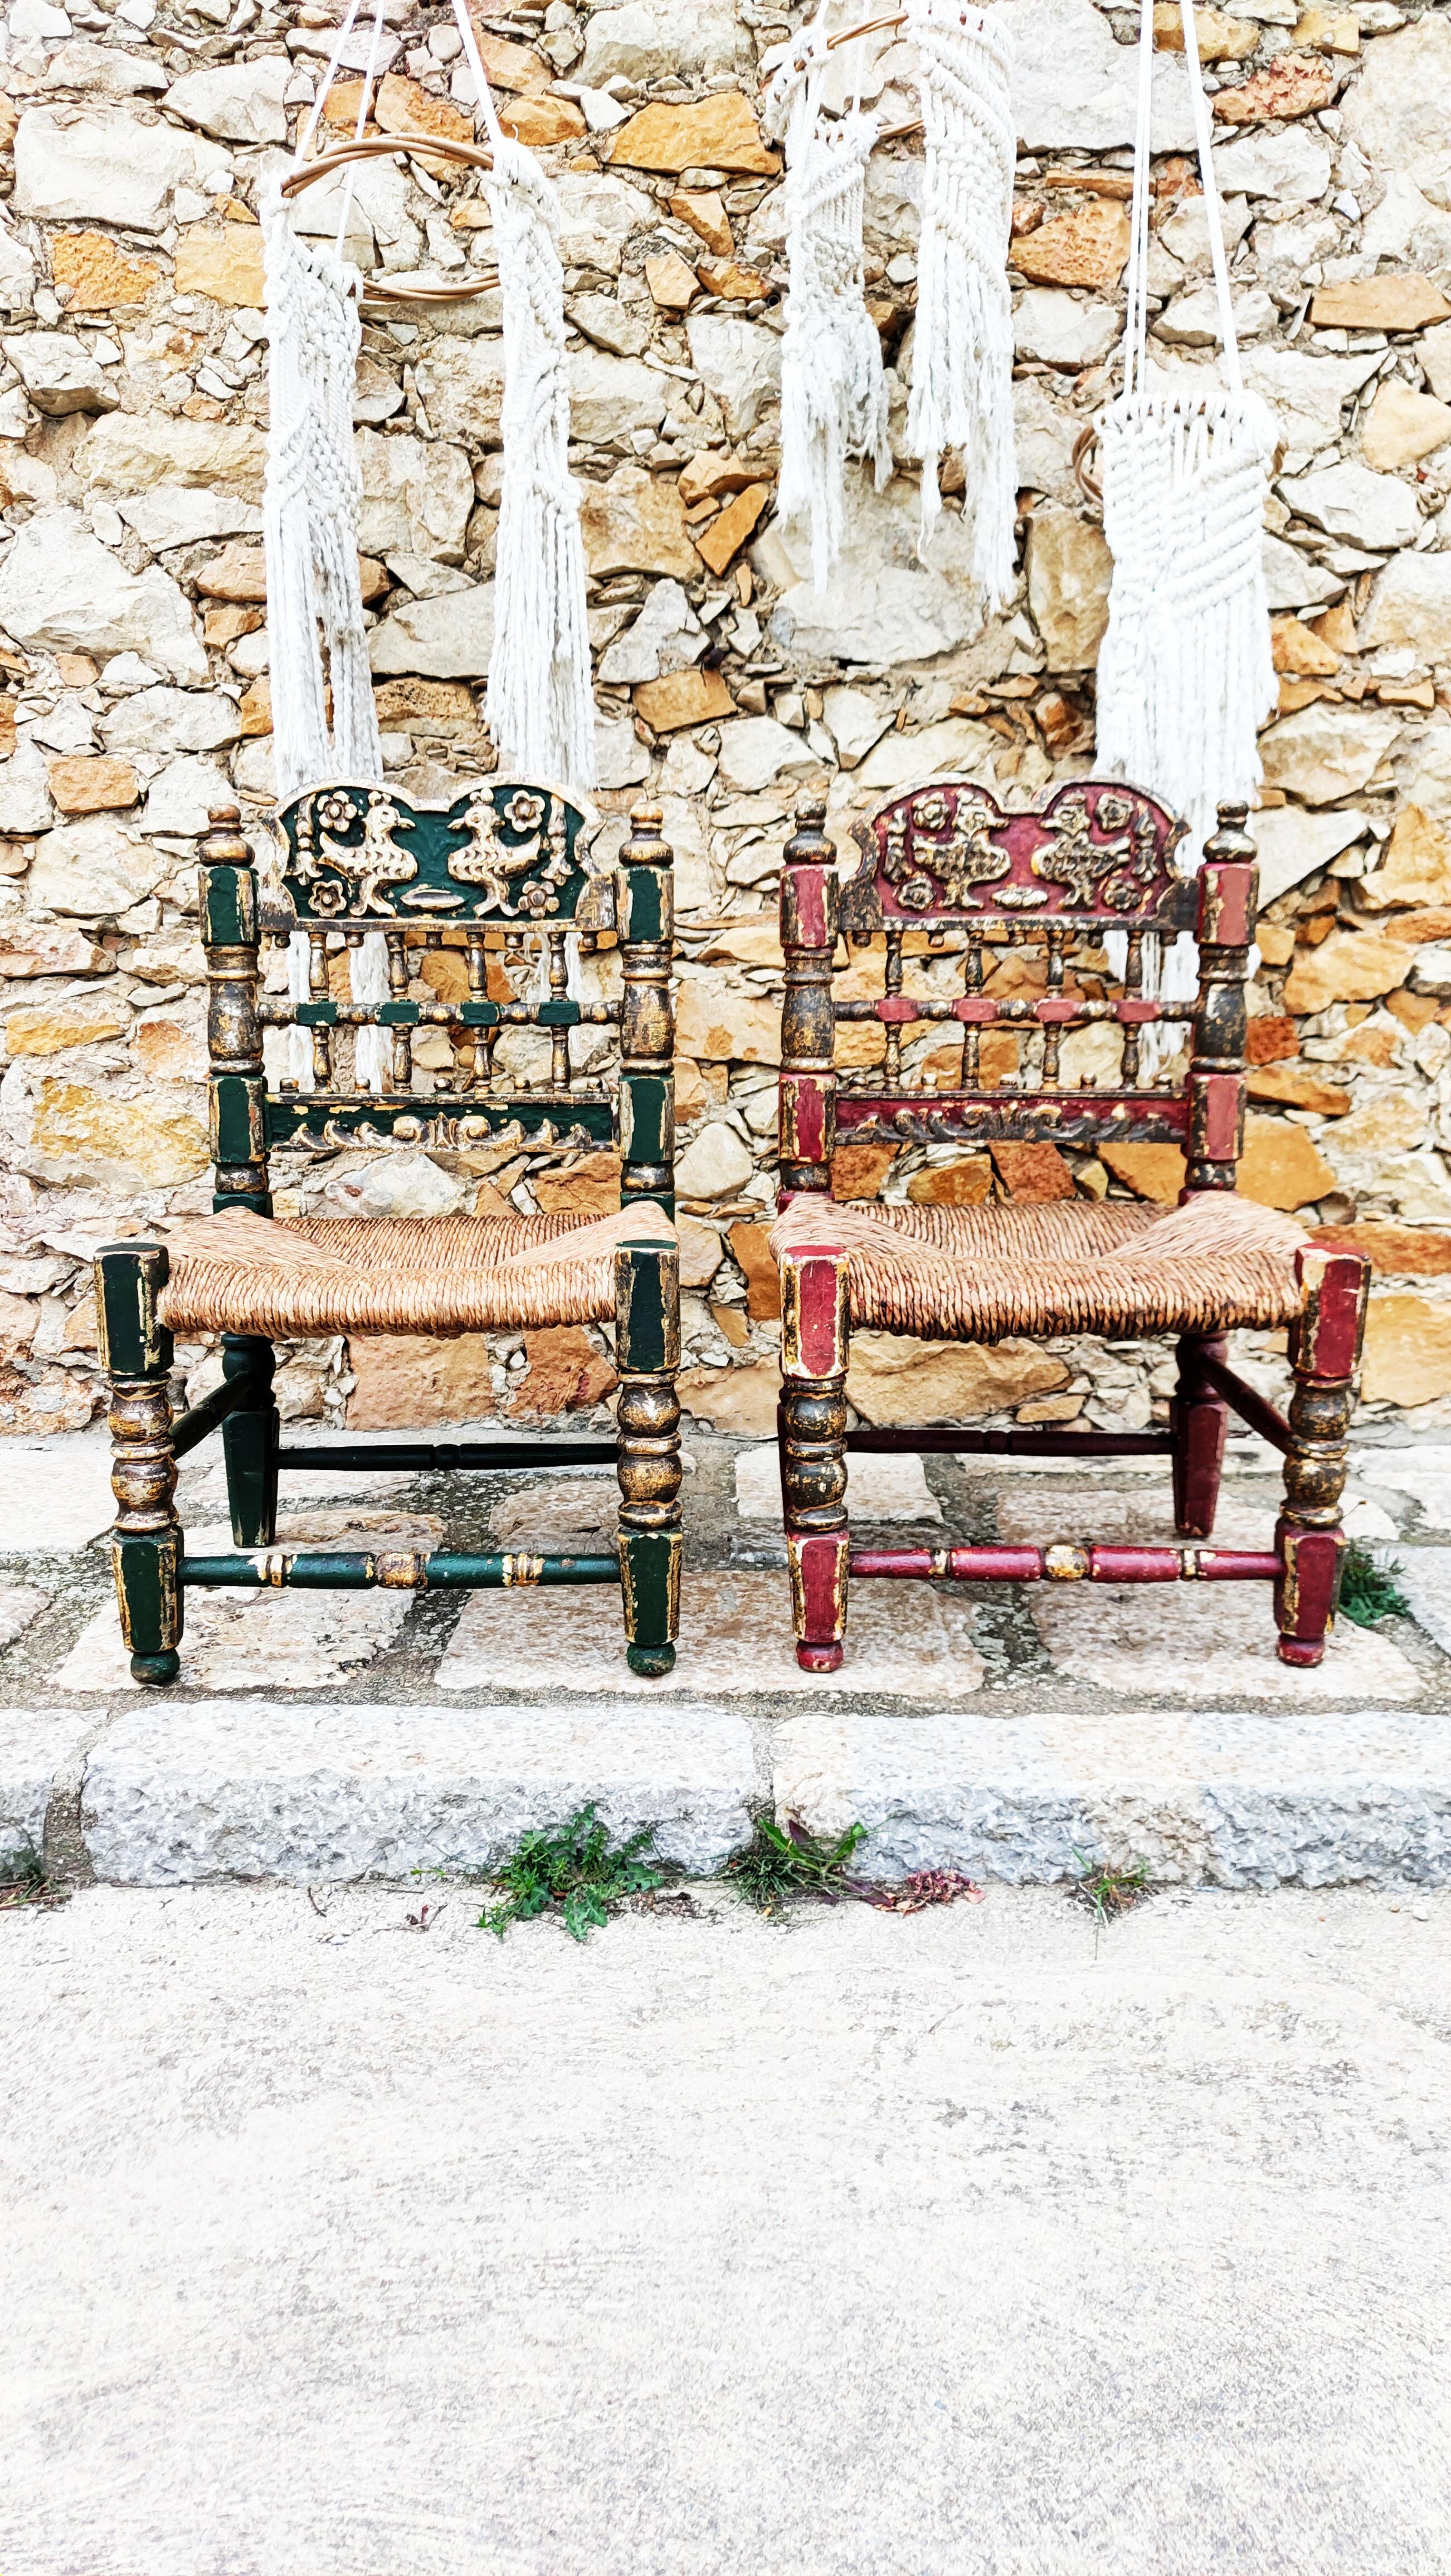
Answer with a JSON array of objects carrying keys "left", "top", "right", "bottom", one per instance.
[
  {"left": 727, "top": 1814, "right": 870, "bottom": 1914},
  {"left": 1339, "top": 1543, "right": 1410, "bottom": 1629},
  {"left": 476, "top": 1803, "right": 666, "bottom": 1943},
  {"left": 1071, "top": 1850, "right": 1152, "bottom": 1946},
  {"left": 0, "top": 1850, "right": 67, "bottom": 1912}
]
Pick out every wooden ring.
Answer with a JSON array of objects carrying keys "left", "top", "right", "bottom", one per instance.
[
  {"left": 1072, "top": 423, "right": 1103, "bottom": 505},
  {"left": 279, "top": 130, "right": 495, "bottom": 197}
]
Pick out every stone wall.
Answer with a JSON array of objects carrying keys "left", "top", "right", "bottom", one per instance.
[{"left": 1, "top": 0, "right": 1450, "bottom": 1441}]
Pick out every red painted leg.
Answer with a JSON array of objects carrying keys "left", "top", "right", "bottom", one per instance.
[
  {"left": 1275, "top": 1247, "right": 1370, "bottom": 1667},
  {"left": 1171, "top": 1331, "right": 1228, "bottom": 1539},
  {"left": 779, "top": 1248, "right": 849, "bottom": 1674}
]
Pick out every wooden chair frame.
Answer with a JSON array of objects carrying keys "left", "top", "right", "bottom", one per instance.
[
  {"left": 773, "top": 781, "right": 1371, "bottom": 1674},
  {"left": 95, "top": 791, "right": 681, "bottom": 1683}
]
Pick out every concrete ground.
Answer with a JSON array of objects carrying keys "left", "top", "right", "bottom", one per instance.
[{"left": 4, "top": 1880, "right": 1450, "bottom": 2576}]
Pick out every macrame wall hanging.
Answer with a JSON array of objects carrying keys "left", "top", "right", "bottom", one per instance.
[
  {"left": 904, "top": 0, "right": 1016, "bottom": 613},
  {"left": 1095, "top": 0, "right": 1277, "bottom": 991},
  {"left": 765, "top": 12, "right": 892, "bottom": 592}
]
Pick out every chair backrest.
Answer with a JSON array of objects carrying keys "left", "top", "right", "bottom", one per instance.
[
  {"left": 198, "top": 784, "right": 675, "bottom": 1218},
  {"left": 777, "top": 778, "right": 1259, "bottom": 1203}
]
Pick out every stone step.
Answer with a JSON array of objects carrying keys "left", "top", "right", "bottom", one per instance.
[{"left": 6, "top": 1698, "right": 1449, "bottom": 1892}]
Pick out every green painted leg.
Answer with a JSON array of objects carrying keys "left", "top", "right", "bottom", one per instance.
[
  {"left": 615, "top": 1240, "right": 681, "bottom": 1678},
  {"left": 221, "top": 1333, "right": 279, "bottom": 1547},
  {"left": 95, "top": 1243, "right": 183, "bottom": 1687}
]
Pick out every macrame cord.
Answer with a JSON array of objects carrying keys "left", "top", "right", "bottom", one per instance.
[
  {"left": 1096, "top": 0, "right": 1277, "bottom": 1045},
  {"left": 765, "top": 14, "right": 892, "bottom": 591},
  {"left": 451, "top": 0, "right": 593, "bottom": 788},
  {"left": 904, "top": 0, "right": 1015, "bottom": 614}
]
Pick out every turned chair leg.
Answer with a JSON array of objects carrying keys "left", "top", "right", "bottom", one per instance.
[
  {"left": 779, "top": 1248, "right": 850, "bottom": 1674},
  {"left": 1171, "top": 1331, "right": 1228, "bottom": 1539},
  {"left": 615, "top": 1241, "right": 681, "bottom": 1678},
  {"left": 1275, "top": 1248, "right": 1370, "bottom": 1668},
  {"left": 221, "top": 1332, "right": 279, "bottom": 1547},
  {"left": 95, "top": 1245, "right": 183, "bottom": 1688}
]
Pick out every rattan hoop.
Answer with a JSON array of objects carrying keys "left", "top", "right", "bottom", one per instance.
[{"left": 281, "top": 130, "right": 499, "bottom": 307}]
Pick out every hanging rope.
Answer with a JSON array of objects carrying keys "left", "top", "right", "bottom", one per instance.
[
  {"left": 450, "top": 0, "right": 594, "bottom": 788},
  {"left": 903, "top": 0, "right": 1016, "bottom": 614},
  {"left": 766, "top": 14, "right": 892, "bottom": 591}
]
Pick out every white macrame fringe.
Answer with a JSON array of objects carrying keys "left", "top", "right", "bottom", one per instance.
[
  {"left": 904, "top": 0, "right": 1015, "bottom": 613},
  {"left": 261, "top": 183, "right": 384, "bottom": 806},
  {"left": 767, "top": 26, "right": 890, "bottom": 592},
  {"left": 483, "top": 139, "right": 596, "bottom": 788}
]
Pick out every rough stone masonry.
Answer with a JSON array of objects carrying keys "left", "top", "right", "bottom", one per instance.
[{"left": 0, "top": 0, "right": 1450, "bottom": 1450}]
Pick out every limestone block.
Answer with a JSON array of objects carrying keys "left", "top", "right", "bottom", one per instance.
[
  {"left": 141, "top": 754, "right": 235, "bottom": 837},
  {"left": 26, "top": 814, "right": 164, "bottom": 915},
  {"left": 1213, "top": 52, "right": 1335, "bottom": 123},
  {"left": 598, "top": 579, "right": 706, "bottom": 686},
  {"left": 116, "top": 489, "right": 260, "bottom": 553},
  {"left": 13, "top": 104, "right": 227, "bottom": 231},
  {"left": 582, "top": 0, "right": 752, "bottom": 85},
  {"left": 606, "top": 91, "right": 777, "bottom": 177},
  {"left": 1360, "top": 808, "right": 1451, "bottom": 914},
  {"left": 172, "top": 223, "right": 266, "bottom": 311},
  {"left": 1008, "top": 0, "right": 1195, "bottom": 152},
  {"left": 410, "top": 334, "right": 508, "bottom": 447},
  {"left": 100, "top": 685, "right": 240, "bottom": 757},
  {"left": 41, "top": 39, "right": 168, "bottom": 96},
  {"left": 1262, "top": 532, "right": 1342, "bottom": 613},
  {"left": 675, "top": 1120, "right": 754, "bottom": 1199},
  {"left": 1251, "top": 806, "right": 1368, "bottom": 907},
  {"left": 1357, "top": 175, "right": 1451, "bottom": 277},
  {"left": 823, "top": 686, "right": 893, "bottom": 768},
  {"left": 1423, "top": 323, "right": 1451, "bottom": 408},
  {"left": 1362, "top": 555, "right": 1451, "bottom": 667},
  {"left": 166, "top": 57, "right": 289, "bottom": 145},
  {"left": 1279, "top": 462, "right": 1421, "bottom": 553},
  {"left": 1014, "top": 199, "right": 1130, "bottom": 290},
  {"left": 1361, "top": 1295, "right": 1451, "bottom": 1408},
  {"left": 4, "top": 991, "right": 129, "bottom": 1052},
  {"left": 1340, "top": 13, "right": 1451, "bottom": 206},
  {"left": 1323, "top": 1089, "right": 1425, "bottom": 1165},
  {"left": 81, "top": 411, "right": 266, "bottom": 499},
  {"left": 677, "top": 1361, "right": 779, "bottom": 1436},
  {"left": 2, "top": 329, "right": 117, "bottom": 415},
  {"left": 355, "top": 430, "right": 474, "bottom": 563},
  {"left": 685, "top": 314, "right": 781, "bottom": 441},
  {"left": 771, "top": 470, "right": 1002, "bottom": 669},
  {"left": 20, "top": 1076, "right": 208, "bottom": 1188},
  {"left": 1235, "top": 1114, "right": 1336, "bottom": 1211},
  {"left": 567, "top": 292, "right": 651, "bottom": 360},
  {"left": 554, "top": 173, "right": 654, "bottom": 276},
  {"left": 1242, "top": 348, "right": 1381, "bottom": 453},
  {"left": 1281, "top": 926, "right": 1413, "bottom": 1013},
  {"left": 368, "top": 582, "right": 495, "bottom": 680},
  {"left": 1156, "top": 284, "right": 1275, "bottom": 345},
  {"left": 593, "top": 715, "right": 650, "bottom": 790},
  {"left": 633, "top": 669, "right": 734, "bottom": 732},
  {"left": 568, "top": 348, "right": 668, "bottom": 446},
  {"left": 344, "top": 1334, "right": 498, "bottom": 1428},
  {"left": 1213, "top": 123, "right": 1331, "bottom": 209},
  {"left": 675, "top": 981, "right": 780, "bottom": 1065},
  {"left": 0, "top": 219, "right": 36, "bottom": 316},
  {"left": 1360, "top": 383, "right": 1451, "bottom": 475},
  {"left": 580, "top": 465, "right": 697, "bottom": 579},
  {"left": 714, "top": 716, "right": 817, "bottom": 793},
  {"left": 854, "top": 716, "right": 997, "bottom": 791},
  {"left": 847, "top": 1332, "right": 1069, "bottom": 1426},
  {"left": 1013, "top": 288, "right": 1117, "bottom": 369},
  {"left": 1026, "top": 508, "right": 1112, "bottom": 672},
  {"left": 46, "top": 755, "right": 138, "bottom": 816},
  {"left": 0, "top": 739, "right": 55, "bottom": 837},
  {"left": 1309, "top": 277, "right": 1451, "bottom": 334},
  {"left": 1259, "top": 702, "right": 1403, "bottom": 806}
]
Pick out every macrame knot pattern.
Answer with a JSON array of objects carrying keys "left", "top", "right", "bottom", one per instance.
[
  {"left": 485, "top": 139, "right": 594, "bottom": 789},
  {"left": 776, "top": 77, "right": 892, "bottom": 591},
  {"left": 261, "top": 182, "right": 384, "bottom": 806},
  {"left": 905, "top": 0, "right": 1016, "bottom": 614}
]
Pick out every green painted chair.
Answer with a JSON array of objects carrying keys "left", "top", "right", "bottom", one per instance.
[{"left": 94, "top": 787, "right": 680, "bottom": 1682}]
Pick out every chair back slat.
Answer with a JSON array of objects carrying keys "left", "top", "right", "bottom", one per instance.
[{"left": 778, "top": 780, "right": 1259, "bottom": 1202}]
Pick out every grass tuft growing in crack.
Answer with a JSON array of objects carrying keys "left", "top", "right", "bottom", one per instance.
[
  {"left": 475, "top": 1804, "right": 668, "bottom": 1943},
  {"left": 1339, "top": 1543, "right": 1410, "bottom": 1629},
  {"left": 727, "top": 1815, "right": 870, "bottom": 1915},
  {"left": 1070, "top": 1851, "right": 1152, "bottom": 1950},
  {"left": 0, "top": 1849, "right": 67, "bottom": 1912}
]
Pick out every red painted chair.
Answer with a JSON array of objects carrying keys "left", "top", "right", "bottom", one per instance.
[{"left": 770, "top": 780, "right": 1371, "bottom": 1674}]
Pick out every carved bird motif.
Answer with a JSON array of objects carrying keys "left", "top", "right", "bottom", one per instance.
[
  {"left": 447, "top": 790, "right": 544, "bottom": 914},
  {"left": 319, "top": 793, "right": 417, "bottom": 916}
]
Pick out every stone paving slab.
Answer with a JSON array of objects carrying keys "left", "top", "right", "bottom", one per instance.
[
  {"left": 0, "top": 1435, "right": 114, "bottom": 1553},
  {"left": 733, "top": 1443, "right": 941, "bottom": 1523},
  {"left": 81, "top": 1700, "right": 758, "bottom": 1887},
  {"left": 437, "top": 1567, "right": 987, "bottom": 1700},
  {"left": 0, "top": 1702, "right": 92, "bottom": 1865},
  {"left": 1387, "top": 1548, "right": 1451, "bottom": 1657},
  {"left": 773, "top": 1706, "right": 1451, "bottom": 1890}
]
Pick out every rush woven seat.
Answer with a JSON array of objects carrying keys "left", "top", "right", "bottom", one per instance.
[
  {"left": 159, "top": 1204, "right": 674, "bottom": 1340},
  {"left": 770, "top": 783, "right": 1372, "bottom": 1677},
  {"left": 768, "top": 1191, "right": 1307, "bottom": 1344}
]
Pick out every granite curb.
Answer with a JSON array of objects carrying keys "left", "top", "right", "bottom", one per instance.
[{"left": 5, "top": 1698, "right": 1450, "bottom": 1891}]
